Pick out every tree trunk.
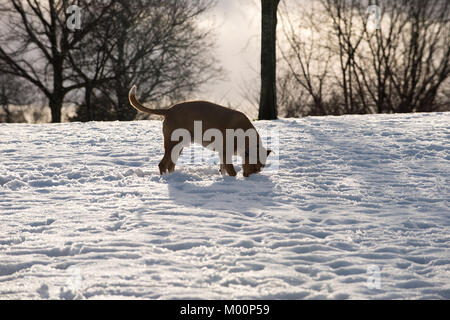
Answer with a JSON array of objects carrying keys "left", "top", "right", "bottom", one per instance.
[
  {"left": 113, "top": 19, "right": 136, "bottom": 122},
  {"left": 49, "top": 95, "right": 63, "bottom": 123},
  {"left": 259, "top": 0, "right": 280, "bottom": 120},
  {"left": 116, "top": 84, "right": 136, "bottom": 121},
  {"left": 0, "top": 83, "right": 11, "bottom": 123},
  {"left": 50, "top": 55, "right": 64, "bottom": 123},
  {"left": 85, "top": 83, "right": 93, "bottom": 121}
]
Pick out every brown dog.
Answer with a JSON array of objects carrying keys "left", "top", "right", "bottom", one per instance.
[{"left": 128, "top": 86, "right": 271, "bottom": 177}]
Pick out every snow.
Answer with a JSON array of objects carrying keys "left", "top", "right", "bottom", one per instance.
[{"left": 0, "top": 112, "right": 449, "bottom": 299}]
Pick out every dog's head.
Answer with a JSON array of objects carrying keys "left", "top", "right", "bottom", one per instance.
[{"left": 242, "top": 148, "right": 272, "bottom": 177}]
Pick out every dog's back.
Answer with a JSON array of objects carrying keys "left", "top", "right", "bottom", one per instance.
[{"left": 165, "top": 101, "right": 254, "bottom": 134}]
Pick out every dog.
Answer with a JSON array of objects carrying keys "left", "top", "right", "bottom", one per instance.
[{"left": 128, "top": 86, "right": 271, "bottom": 177}]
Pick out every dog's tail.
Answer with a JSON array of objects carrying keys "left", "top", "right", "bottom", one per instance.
[{"left": 128, "top": 85, "right": 168, "bottom": 116}]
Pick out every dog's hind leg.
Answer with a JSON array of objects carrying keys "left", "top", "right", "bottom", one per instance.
[
  {"left": 158, "top": 159, "right": 167, "bottom": 175},
  {"left": 225, "top": 164, "right": 237, "bottom": 176},
  {"left": 219, "top": 163, "right": 236, "bottom": 176},
  {"left": 159, "top": 134, "right": 178, "bottom": 175},
  {"left": 218, "top": 152, "right": 227, "bottom": 175},
  {"left": 159, "top": 152, "right": 176, "bottom": 174}
]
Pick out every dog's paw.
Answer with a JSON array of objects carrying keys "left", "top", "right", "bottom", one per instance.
[{"left": 228, "top": 171, "right": 237, "bottom": 177}]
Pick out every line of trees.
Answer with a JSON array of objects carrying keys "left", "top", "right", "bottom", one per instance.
[
  {"left": 277, "top": 0, "right": 450, "bottom": 117},
  {"left": 0, "top": 0, "right": 448, "bottom": 123},
  {"left": 0, "top": 0, "right": 220, "bottom": 123}
]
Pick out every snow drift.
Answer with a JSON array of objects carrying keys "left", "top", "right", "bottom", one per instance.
[{"left": 0, "top": 112, "right": 449, "bottom": 299}]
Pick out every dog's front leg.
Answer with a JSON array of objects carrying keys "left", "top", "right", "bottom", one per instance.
[
  {"left": 219, "top": 151, "right": 237, "bottom": 177},
  {"left": 219, "top": 164, "right": 236, "bottom": 176},
  {"left": 224, "top": 164, "right": 237, "bottom": 177}
]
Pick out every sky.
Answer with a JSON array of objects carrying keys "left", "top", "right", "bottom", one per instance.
[
  {"left": 201, "top": 0, "right": 262, "bottom": 117},
  {"left": 202, "top": 0, "right": 307, "bottom": 117}
]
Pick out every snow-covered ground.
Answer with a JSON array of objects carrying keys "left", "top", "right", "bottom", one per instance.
[{"left": 0, "top": 113, "right": 449, "bottom": 299}]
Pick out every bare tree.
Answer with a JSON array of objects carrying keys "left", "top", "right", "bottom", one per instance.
[
  {"left": 353, "top": 0, "right": 450, "bottom": 113},
  {"left": 0, "top": 0, "right": 221, "bottom": 123},
  {"left": 388, "top": 0, "right": 450, "bottom": 113},
  {"left": 91, "top": 0, "right": 221, "bottom": 121},
  {"left": 321, "top": 0, "right": 369, "bottom": 114},
  {"left": 0, "top": 0, "right": 115, "bottom": 123},
  {"left": 278, "top": 0, "right": 450, "bottom": 116},
  {"left": 0, "top": 73, "right": 34, "bottom": 122},
  {"left": 64, "top": 1, "right": 117, "bottom": 121},
  {"left": 259, "top": 0, "right": 280, "bottom": 120},
  {"left": 279, "top": 0, "right": 335, "bottom": 116}
]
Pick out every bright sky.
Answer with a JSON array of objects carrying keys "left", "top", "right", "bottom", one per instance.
[
  {"left": 202, "top": 0, "right": 308, "bottom": 118},
  {"left": 201, "top": 0, "right": 261, "bottom": 117}
]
